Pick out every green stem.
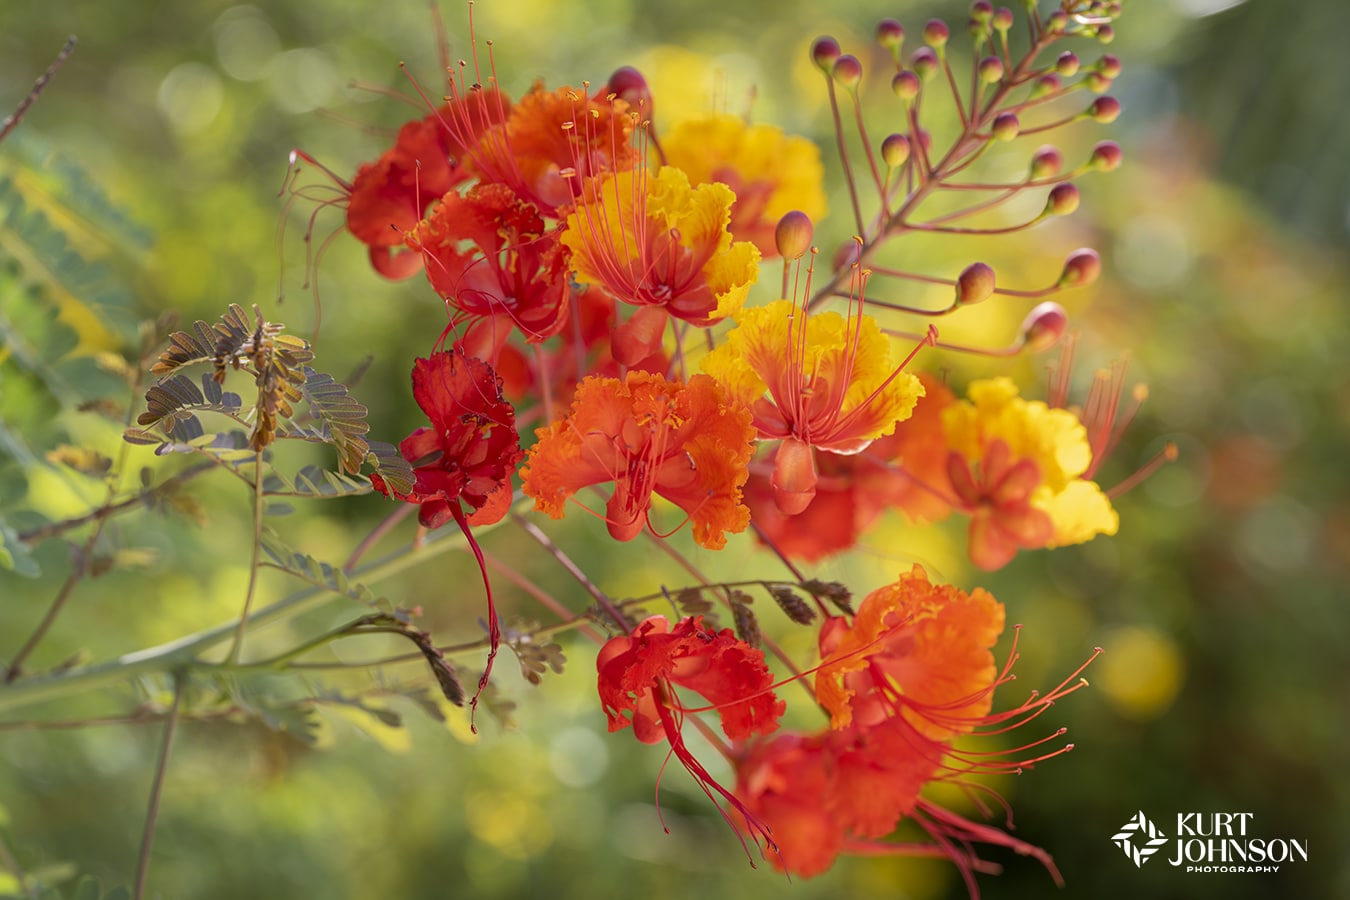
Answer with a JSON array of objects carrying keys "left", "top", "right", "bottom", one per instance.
[
  {"left": 132, "top": 669, "right": 183, "bottom": 900},
  {"left": 226, "top": 451, "right": 266, "bottom": 663},
  {"left": 0, "top": 513, "right": 484, "bottom": 716}
]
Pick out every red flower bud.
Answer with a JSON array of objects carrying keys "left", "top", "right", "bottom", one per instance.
[
  {"left": 1056, "top": 51, "right": 1080, "bottom": 77},
  {"left": 833, "top": 54, "right": 863, "bottom": 88},
  {"left": 876, "top": 18, "right": 905, "bottom": 52},
  {"left": 923, "top": 18, "right": 950, "bottom": 48},
  {"left": 1021, "top": 301, "right": 1068, "bottom": 352},
  {"left": 607, "top": 66, "right": 651, "bottom": 114},
  {"left": 811, "top": 36, "right": 841, "bottom": 72},
  {"left": 912, "top": 47, "right": 939, "bottom": 80},
  {"left": 1030, "top": 145, "right": 1064, "bottom": 180},
  {"left": 991, "top": 6, "right": 1014, "bottom": 31},
  {"left": 1097, "top": 24, "right": 1116, "bottom": 44},
  {"left": 1031, "top": 73, "right": 1062, "bottom": 98},
  {"left": 991, "top": 112, "right": 1019, "bottom": 141},
  {"left": 1089, "top": 140, "right": 1123, "bottom": 172},
  {"left": 978, "top": 56, "right": 1005, "bottom": 83},
  {"left": 881, "top": 133, "right": 911, "bottom": 167},
  {"left": 774, "top": 211, "right": 814, "bottom": 261},
  {"left": 971, "top": 0, "right": 994, "bottom": 22},
  {"left": 1088, "top": 96, "right": 1121, "bottom": 124},
  {"left": 891, "top": 70, "right": 921, "bottom": 100},
  {"left": 1058, "top": 248, "right": 1101, "bottom": 287},
  {"left": 1046, "top": 183, "right": 1080, "bottom": 216},
  {"left": 956, "top": 262, "right": 996, "bottom": 305},
  {"left": 1046, "top": 10, "right": 1068, "bottom": 33},
  {"left": 1098, "top": 54, "right": 1122, "bottom": 79}
]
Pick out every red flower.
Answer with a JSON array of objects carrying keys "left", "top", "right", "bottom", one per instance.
[
  {"left": 597, "top": 615, "right": 784, "bottom": 859},
  {"left": 370, "top": 350, "right": 522, "bottom": 529},
  {"left": 370, "top": 349, "right": 523, "bottom": 726},
  {"left": 406, "top": 182, "right": 573, "bottom": 354},
  {"left": 345, "top": 93, "right": 508, "bottom": 279}
]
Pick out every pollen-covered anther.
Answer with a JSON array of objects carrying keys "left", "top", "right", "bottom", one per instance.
[
  {"left": 774, "top": 211, "right": 814, "bottom": 261},
  {"left": 955, "top": 262, "right": 996, "bottom": 306},
  {"left": 1046, "top": 183, "right": 1080, "bottom": 216},
  {"left": 1020, "top": 302, "right": 1068, "bottom": 353},
  {"left": 1057, "top": 248, "right": 1101, "bottom": 287},
  {"left": 881, "top": 133, "right": 912, "bottom": 167},
  {"left": 1088, "top": 96, "right": 1121, "bottom": 123},
  {"left": 991, "top": 112, "right": 1019, "bottom": 142}
]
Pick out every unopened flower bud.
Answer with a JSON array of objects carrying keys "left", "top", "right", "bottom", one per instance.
[
  {"left": 1088, "top": 96, "right": 1121, "bottom": 123},
  {"left": 1046, "top": 10, "right": 1068, "bottom": 33},
  {"left": 956, "top": 262, "right": 996, "bottom": 305},
  {"left": 971, "top": 0, "right": 994, "bottom": 22},
  {"left": 1046, "top": 183, "right": 1080, "bottom": 216},
  {"left": 923, "top": 18, "right": 950, "bottom": 48},
  {"left": 1021, "top": 301, "right": 1068, "bottom": 352},
  {"left": 978, "top": 56, "right": 1005, "bottom": 83},
  {"left": 881, "top": 133, "right": 911, "bottom": 167},
  {"left": 607, "top": 66, "right": 651, "bottom": 114},
  {"left": 1085, "top": 71, "right": 1112, "bottom": 93},
  {"left": 1097, "top": 24, "right": 1116, "bottom": 44},
  {"left": 912, "top": 47, "right": 939, "bottom": 80},
  {"left": 1056, "top": 51, "right": 1080, "bottom": 76},
  {"left": 1089, "top": 140, "right": 1123, "bottom": 171},
  {"left": 876, "top": 18, "right": 905, "bottom": 52},
  {"left": 811, "top": 36, "right": 842, "bottom": 72},
  {"left": 833, "top": 54, "right": 863, "bottom": 88},
  {"left": 1098, "top": 54, "right": 1122, "bottom": 79},
  {"left": 1058, "top": 248, "right": 1101, "bottom": 287},
  {"left": 891, "top": 70, "right": 921, "bottom": 100},
  {"left": 1030, "top": 145, "right": 1063, "bottom": 179},
  {"left": 991, "top": 6, "right": 1014, "bottom": 31},
  {"left": 991, "top": 112, "right": 1019, "bottom": 141},
  {"left": 1032, "top": 73, "right": 1062, "bottom": 98},
  {"left": 774, "top": 211, "right": 814, "bottom": 260}
]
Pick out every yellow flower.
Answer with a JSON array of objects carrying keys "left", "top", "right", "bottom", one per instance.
[{"left": 662, "top": 113, "right": 827, "bottom": 258}]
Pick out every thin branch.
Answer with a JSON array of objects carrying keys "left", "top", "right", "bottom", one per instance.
[
  {"left": 226, "top": 451, "right": 266, "bottom": 663},
  {"left": 0, "top": 36, "right": 76, "bottom": 145},
  {"left": 133, "top": 670, "right": 184, "bottom": 900}
]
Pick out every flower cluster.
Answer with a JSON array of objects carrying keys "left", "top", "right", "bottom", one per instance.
[{"left": 287, "top": 0, "right": 1149, "bottom": 891}]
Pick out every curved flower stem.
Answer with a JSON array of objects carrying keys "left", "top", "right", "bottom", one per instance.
[{"left": 132, "top": 668, "right": 184, "bottom": 900}]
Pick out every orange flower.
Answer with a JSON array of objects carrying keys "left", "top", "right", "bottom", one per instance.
[
  {"left": 814, "top": 565, "right": 1004, "bottom": 738},
  {"left": 462, "top": 83, "right": 639, "bottom": 215},
  {"left": 561, "top": 165, "right": 761, "bottom": 365},
  {"left": 521, "top": 371, "right": 755, "bottom": 548}
]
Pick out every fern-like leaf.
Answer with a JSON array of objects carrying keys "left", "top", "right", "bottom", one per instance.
[{"left": 289, "top": 367, "right": 369, "bottom": 475}]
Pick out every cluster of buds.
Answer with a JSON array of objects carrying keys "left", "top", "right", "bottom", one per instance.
[{"left": 281, "top": 0, "right": 1151, "bottom": 891}]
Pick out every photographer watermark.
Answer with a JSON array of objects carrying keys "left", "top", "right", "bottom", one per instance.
[{"left": 1112, "top": 811, "right": 1308, "bottom": 873}]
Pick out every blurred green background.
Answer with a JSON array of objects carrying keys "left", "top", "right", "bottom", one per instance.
[{"left": 1, "top": 1, "right": 1346, "bottom": 898}]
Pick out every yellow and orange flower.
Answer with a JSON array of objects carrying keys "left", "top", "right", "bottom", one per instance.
[
  {"left": 521, "top": 371, "right": 755, "bottom": 548},
  {"left": 561, "top": 165, "right": 760, "bottom": 365},
  {"left": 661, "top": 113, "right": 827, "bottom": 258},
  {"left": 701, "top": 298, "right": 925, "bottom": 513},
  {"left": 942, "top": 377, "right": 1118, "bottom": 569}
]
